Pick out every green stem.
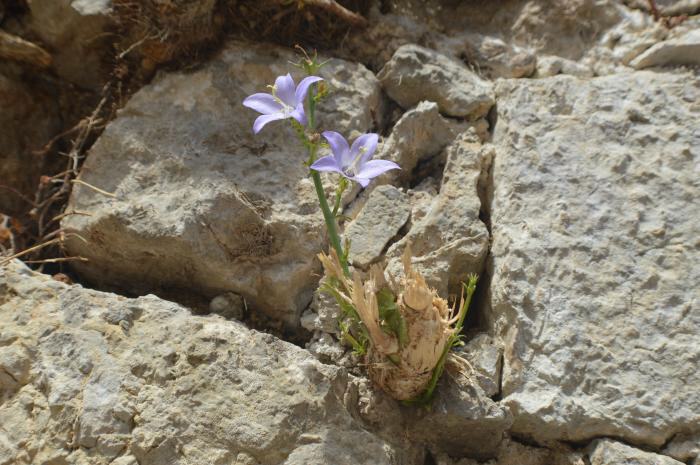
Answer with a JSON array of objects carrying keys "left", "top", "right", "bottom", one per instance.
[
  {"left": 331, "top": 178, "right": 348, "bottom": 217},
  {"left": 307, "top": 83, "right": 350, "bottom": 276},
  {"left": 312, "top": 171, "right": 349, "bottom": 276}
]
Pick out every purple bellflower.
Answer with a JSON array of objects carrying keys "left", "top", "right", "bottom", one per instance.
[
  {"left": 243, "top": 73, "right": 323, "bottom": 134},
  {"left": 310, "top": 131, "right": 400, "bottom": 187}
]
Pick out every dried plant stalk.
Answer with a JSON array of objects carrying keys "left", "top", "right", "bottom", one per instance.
[{"left": 319, "top": 245, "right": 477, "bottom": 401}]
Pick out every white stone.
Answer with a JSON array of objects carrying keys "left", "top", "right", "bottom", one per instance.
[
  {"left": 0, "top": 260, "right": 417, "bottom": 465},
  {"left": 491, "top": 71, "right": 700, "bottom": 447},
  {"left": 386, "top": 131, "right": 491, "bottom": 299},
  {"left": 587, "top": 439, "right": 684, "bottom": 465},
  {"left": 378, "top": 44, "right": 495, "bottom": 119},
  {"left": 344, "top": 185, "right": 411, "bottom": 268},
  {"left": 631, "top": 29, "right": 700, "bottom": 68}
]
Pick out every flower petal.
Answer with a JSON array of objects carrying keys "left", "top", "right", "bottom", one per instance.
[
  {"left": 291, "top": 104, "right": 307, "bottom": 126},
  {"left": 349, "top": 133, "right": 379, "bottom": 165},
  {"left": 295, "top": 76, "right": 323, "bottom": 105},
  {"left": 252, "top": 112, "right": 286, "bottom": 134},
  {"left": 355, "top": 159, "right": 400, "bottom": 180},
  {"left": 275, "top": 73, "right": 296, "bottom": 106},
  {"left": 310, "top": 155, "right": 343, "bottom": 173},
  {"left": 322, "top": 131, "right": 350, "bottom": 166},
  {"left": 351, "top": 176, "right": 371, "bottom": 188},
  {"left": 243, "top": 93, "right": 283, "bottom": 115}
]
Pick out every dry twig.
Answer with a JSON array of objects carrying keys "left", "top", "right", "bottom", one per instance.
[
  {"left": 272, "top": 0, "right": 367, "bottom": 27},
  {"left": 0, "top": 30, "right": 52, "bottom": 68}
]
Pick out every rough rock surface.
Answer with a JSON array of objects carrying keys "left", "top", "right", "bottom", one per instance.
[
  {"left": 631, "top": 29, "right": 700, "bottom": 68},
  {"left": 437, "top": 34, "right": 537, "bottom": 79},
  {"left": 344, "top": 185, "right": 411, "bottom": 268},
  {"left": 0, "top": 260, "right": 417, "bottom": 465},
  {"left": 437, "top": 439, "right": 584, "bottom": 465},
  {"left": 491, "top": 70, "right": 700, "bottom": 447},
  {"left": 458, "top": 334, "right": 502, "bottom": 398},
  {"left": 664, "top": 433, "right": 700, "bottom": 464},
  {"left": 407, "top": 375, "right": 512, "bottom": 460},
  {"left": 62, "top": 41, "right": 382, "bottom": 327},
  {"left": 378, "top": 44, "right": 495, "bottom": 119},
  {"left": 587, "top": 439, "right": 684, "bottom": 465},
  {"left": 375, "top": 101, "right": 470, "bottom": 185},
  {"left": 386, "top": 131, "right": 491, "bottom": 299}
]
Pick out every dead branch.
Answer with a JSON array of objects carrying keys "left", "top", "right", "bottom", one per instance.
[
  {"left": 71, "top": 179, "right": 117, "bottom": 198},
  {"left": 647, "top": 0, "right": 661, "bottom": 21},
  {"left": 0, "top": 30, "right": 52, "bottom": 68},
  {"left": 272, "top": 0, "right": 367, "bottom": 27}
]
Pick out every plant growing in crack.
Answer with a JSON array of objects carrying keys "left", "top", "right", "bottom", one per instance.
[{"left": 243, "top": 49, "right": 478, "bottom": 403}]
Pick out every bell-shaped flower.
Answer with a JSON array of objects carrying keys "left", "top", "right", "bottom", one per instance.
[
  {"left": 243, "top": 73, "right": 323, "bottom": 134},
  {"left": 310, "top": 131, "right": 400, "bottom": 187}
]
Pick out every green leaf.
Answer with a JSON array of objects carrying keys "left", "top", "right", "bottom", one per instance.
[{"left": 376, "top": 288, "right": 408, "bottom": 348}]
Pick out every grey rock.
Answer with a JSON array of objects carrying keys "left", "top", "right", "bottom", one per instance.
[
  {"left": 27, "top": 0, "right": 113, "bottom": 89},
  {"left": 459, "top": 334, "right": 502, "bottom": 398},
  {"left": 386, "top": 131, "right": 491, "bottom": 299},
  {"left": 436, "top": 438, "right": 584, "bottom": 465},
  {"left": 0, "top": 260, "right": 417, "bottom": 465},
  {"left": 301, "top": 290, "right": 342, "bottom": 334},
  {"left": 345, "top": 185, "right": 411, "bottom": 268},
  {"left": 209, "top": 292, "right": 245, "bottom": 320},
  {"left": 664, "top": 433, "right": 700, "bottom": 464},
  {"left": 438, "top": 34, "right": 536, "bottom": 79},
  {"left": 536, "top": 55, "right": 593, "bottom": 78},
  {"left": 305, "top": 331, "right": 347, "bottom": 365},
  {"left": 587, "top": 6, "right": 668, "bottom": 73},
  {"left": 378, "top": 101, "right": 471, "bottom": 185},
  {"left": 62, "top": 41, "right": 382, "bottom": 328},
  {"left": 340, "top": 6, "right": 430, "bottom": 74},
  {"left": 631, "top": 29, "right": 700, "bottom": 68},
  {"left": 491, "top": 71, "right": 700, "bottom": 447},
  {"left": 378, "top": 44, "right": 495, "bottom": 119},
  {"left": 587, "top": 439, "right": 684, "bottom": 465},
  {"left": 407, "top": 375, "right": 512, "bottom": 460}
]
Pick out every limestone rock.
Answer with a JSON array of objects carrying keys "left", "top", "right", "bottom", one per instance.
[
  {"left": 664, "top": 433, "right": 700, "bottom": 465},
  {"left": 459, "top": 334, "right": 502, "bottom": 398},
  {"left": 209, "top": 291, "right": 245, "bottom": 320},
  {"left": 344, "top": 185, "right": 411, "bottom": 268},
  {"left": 377, "top": 44, "right": 495, "bottom": 119},
  {"left": 587, "top": 439, "right": 684, "bottom": 465},
  {"left": 301, "top": 290, "right": 342, "bottom": 335},
  {"left": 386, "top": 131, "right": 491, "bottom": 299},
  {"left": 536, "top": 55, "right": 593, "bottom": 78},
  {"left": 631, "top": 29, "right": 700, "bottom": 68},
  {"left": 438, "top": 34, "right": 537, "bottom": 79},
  {"left": 491, "top": 71, "right": 700, "bottom": 447},
  {"left": 62, "top": 41, "right": 382, "bottom": 328},
  {"left": 377, "top": 101, "right": 470, "bottom": 185},
  {"left": 27, "top": 0, "right": 114, "bottom": 90},
  {"left": 340, "top": 5, "right": 430, "bottom": 72},
  {"left": 436, "top": 439, "right": 584, "bottom": 465},
  {"left": 407, "top": 376, "right": 512, "bottom": 460},
  {"left": 0, "top": 260, "right": 415, "bottom": 465}
]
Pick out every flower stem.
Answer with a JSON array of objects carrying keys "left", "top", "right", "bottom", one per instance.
[
  {"left": 331, "top": 177, "right": 348, "bottom": 217},
  {"left": 312, "top": 170, "right": 349, "bottom": 276},
  {"left": 307, "top": 84, "right": 350, "bottom": 276}
]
